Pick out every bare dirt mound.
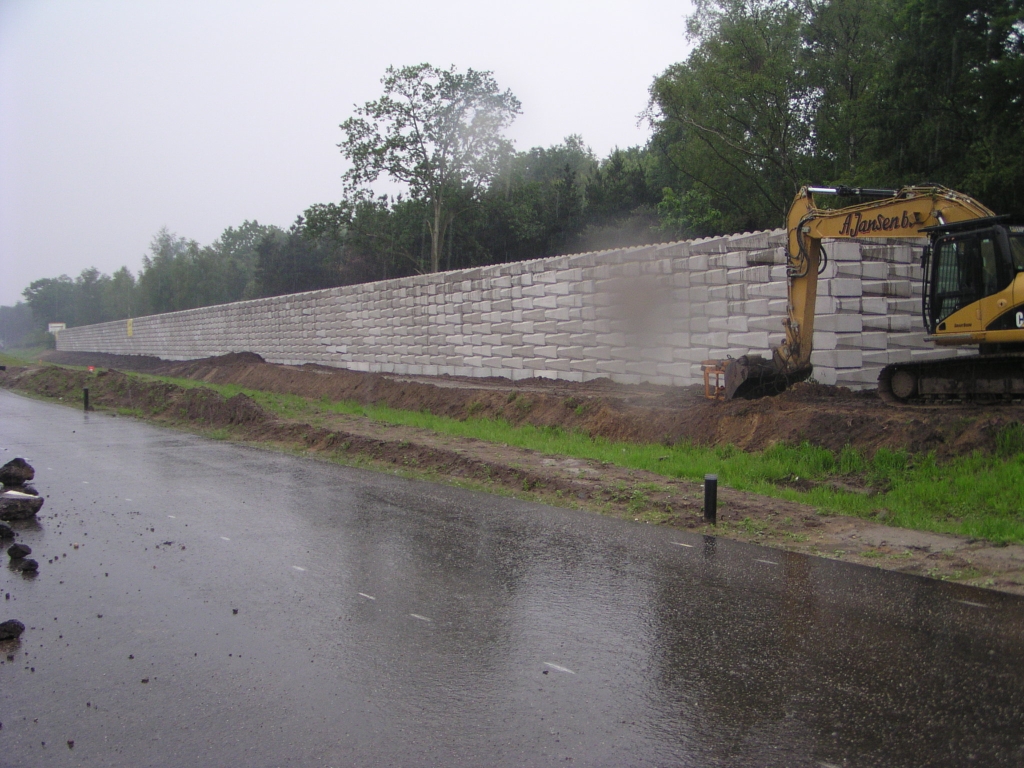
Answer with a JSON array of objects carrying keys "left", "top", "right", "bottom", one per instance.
[{"left": 41, "top": 350, "right": 1024, "bottom": 458}]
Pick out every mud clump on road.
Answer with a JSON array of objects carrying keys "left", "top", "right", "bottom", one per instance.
[
  {"left": 0, "top": 619, "right": 25, "bottom": 640},
  {"left": 0, "top": 491, "right": 43, "bottom": 521},
  {"left": 0, "top": 458, "right": 45, "bottom": 521},
  {"left": 0, "top": 458, "right": 35, "bottom": 486}
]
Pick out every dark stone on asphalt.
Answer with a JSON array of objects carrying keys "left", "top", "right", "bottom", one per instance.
[
  {"left": 7, "top": 543, "right": 30, "bottom": 559},
  {"left": 0, "top": 524, "right": 13, "bottom": 539},
  {"left": 0, "top": 458, "right": 34, "bottom": 487},
  {"left": 0, "top": 491, "right": 44, "bottom": 521},
  {"left": 0, "top": 619, "right": 25, "bottom": 640},
  {"left": 18, "top": 559, "right": 39, "bottom": 573}
]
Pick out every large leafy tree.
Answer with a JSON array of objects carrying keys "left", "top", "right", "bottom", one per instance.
[
  {"left": 0, "top": 302, "right": 35, "bottom": 348},
  {"left": 649, "top": 0, "right": 814, "bottom": 231},
  {"left": 340, "top": 64, "right": 521, "bottom": 272},
  {"left": 474, "top": 136, "right": 597, "bottom": 262},
  {"left": 22, "top": 275, "right": 77, "bottom": 327},
  {"left": 254, "top": 217, "right": 346, "bottom": 298},
  {"left": 649, "top": 0, "right": 1024, "bottom": 231},
  {"left": 870, "top": 0, "right": 1024, "bottom": 209}
]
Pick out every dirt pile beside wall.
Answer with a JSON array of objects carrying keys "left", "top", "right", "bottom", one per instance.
[
  {"left": 37, "top": 350, "right": 1023, "bottom": 458},
  {"left": 6, "top": 365, "right": 268, "bottom": 429}
]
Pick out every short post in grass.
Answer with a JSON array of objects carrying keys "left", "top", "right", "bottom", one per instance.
[
  {"left": 83, "top": 387, "right": 90, "bottom": 412},
  {"left": 703, "top": 474, "right": 717, "bottom": 525}
]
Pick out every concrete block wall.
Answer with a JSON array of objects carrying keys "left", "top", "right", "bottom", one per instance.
[{"left": 57, "top": 230, "right": 959, "bottom": 389}]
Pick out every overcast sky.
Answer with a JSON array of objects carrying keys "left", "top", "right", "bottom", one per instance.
[{"left": 0, "top": 0, "right": 693, "bottom": 306}]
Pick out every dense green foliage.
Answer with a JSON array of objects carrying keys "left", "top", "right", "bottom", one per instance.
[
  {"left": 0, "top": 303, "right": 36, "bottom": 348},
  {"left": 648, "top": 0, "right": 1024, "bottom": 231},
  {"left": 8, "top": 0, "right": 1022, "bottom": 335}
]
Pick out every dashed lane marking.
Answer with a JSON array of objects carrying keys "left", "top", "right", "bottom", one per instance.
[
  {"left": 755, "top": 559, "right": 778, "bottom": 565},
  {"left": 671, "top": 542, "right": 694, "bottom": 548},
  {"left": 292, "top": 566, "right": 306, "bottom": 572},
  {"left": 358, "top": 593, "right": 376, "bottom": 600},
  {"left": 955, "top": 600, "right": 987, "bottom": 608},
  {"left": 544, "top": 663, "right": 575, "bottom": 674},
  {"left": 410, "top": 614, "right": 432, "bottom": 622},
  {"left": 220, "top": 537, "right": 231, "bottom": 541}
]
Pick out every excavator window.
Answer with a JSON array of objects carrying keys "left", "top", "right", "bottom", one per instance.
[
  {"left": 933, "top": 236, "right": 981, "bottom": 323},
  {"left": 1010, "top": 235, "right": 1024, "bottom": 273},
  {"left": 981, "top": 237, "right": 1000, "bottom": 295}
]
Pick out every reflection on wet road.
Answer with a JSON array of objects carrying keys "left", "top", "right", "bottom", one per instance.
[{"left": 1, "top": 390, "right": 1022, "bottom": 767}]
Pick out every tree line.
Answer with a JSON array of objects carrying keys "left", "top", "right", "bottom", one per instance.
[{"left": 5, "top": 0, "right": 1021, "bottom": 346}]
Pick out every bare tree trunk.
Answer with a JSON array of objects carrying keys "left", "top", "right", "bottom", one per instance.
[
  {"left": 429, "top": 197, "right": 442, "bottom": 273},
  {"left": 428, "top": 195, "right": 452, "bottom": 273}
]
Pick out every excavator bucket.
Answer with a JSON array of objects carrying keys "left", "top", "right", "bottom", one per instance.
[{"left": 723, "top": 355, "right": 813, "bottom": 400}]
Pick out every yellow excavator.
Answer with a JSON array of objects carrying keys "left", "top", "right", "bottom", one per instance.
[{"left": 723, "top": 185, "right": 1024, "bottom": 402}]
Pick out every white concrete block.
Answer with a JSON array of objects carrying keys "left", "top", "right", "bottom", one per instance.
[
  {"left": 814, "top": 314, "right": 863, "bottom": 332},
  {"left": 810, "top": 349, "right": 862, "bottom": 368},
  {"left": 727, "top": 331, "right": 769, "bottom": 349},
  {"left": 709, "top": 317, "right": 748, "bottom": 332}
]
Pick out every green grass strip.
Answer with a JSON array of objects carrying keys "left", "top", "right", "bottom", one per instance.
[{"left": 0, "top": 347, "right": 48, "bottom": 367}]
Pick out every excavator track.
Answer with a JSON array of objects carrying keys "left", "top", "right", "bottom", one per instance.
[{"left": 878, "top": 354, "right": 1024, "bottom": 405}]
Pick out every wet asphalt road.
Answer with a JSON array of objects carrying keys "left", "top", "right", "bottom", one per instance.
[{"left": 1, "top": 390, "right": 1023, "bottom": 767}]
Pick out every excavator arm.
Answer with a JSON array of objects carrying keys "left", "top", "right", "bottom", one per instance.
[{"left": 723, "top": 185, "right": 996, "bottom": 399}]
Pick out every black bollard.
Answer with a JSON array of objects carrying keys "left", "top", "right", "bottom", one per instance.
[
  {"left": 703, "top": 474, "right": 717, "bottom": 525},
  {"left": 83, "top": 387, "right": 90, "bottom": 412}
]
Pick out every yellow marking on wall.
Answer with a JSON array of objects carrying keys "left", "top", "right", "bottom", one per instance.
[{"left": 126, "top": 318, "right": 133, "bottom": 337}]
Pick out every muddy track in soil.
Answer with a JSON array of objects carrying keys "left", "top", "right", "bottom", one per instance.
[{"left": 1, "top": 350, "right": 1022, "bottom": 595}]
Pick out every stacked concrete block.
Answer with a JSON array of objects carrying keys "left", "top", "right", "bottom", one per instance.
[{"left": 58, "top": 230, "right": 949, "bottom": 391}]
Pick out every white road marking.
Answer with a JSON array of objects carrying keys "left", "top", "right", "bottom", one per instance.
[
  {"left": 358, "top": 593, "right": 376, "bottom": 600},
  {"left": 125, "top": 498, "right": 131, "bottom": 501},
  {"left": 167, "top": 515, "right": 175, "bottom": 519},
  {"left": 671, "top": 542, "right": 694, "bottom": 548},
  {"left": 410, "top": 614, "right": 432, "bottom": 622},
  {"left": 955, "top": 599, "right": 987, "bottom": 608},
  {"left": 544, "top": 662, "right": 575, "bottom": 674},
  {"left": 220, "top": 537, "right": 231, "bottom": 541},
  {"left": 82, "top": 481, "right": 89, "bottom": 484},
  {"left": 755, "top": 559, "right": 778, "bottom": 565},
  {"left": 292, "top": 566, "right": 306, "bottom": 572}
]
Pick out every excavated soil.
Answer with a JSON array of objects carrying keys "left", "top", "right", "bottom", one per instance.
[
  {"left": 37, "top": 350, "right": 1024, "bottom": 458},
  {"left": 2, "top": 350, "right": 1023, "bottom": 595}
]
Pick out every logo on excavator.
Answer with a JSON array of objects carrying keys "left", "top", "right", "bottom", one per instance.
[
  {"left": 839, "top": 210, "right": 916, "bottom": 237},
  {"left": 1017, "top": 311, "right": 1024, "bottom": 328}
]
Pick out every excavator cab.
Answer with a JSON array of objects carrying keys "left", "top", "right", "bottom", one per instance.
[{"left": 923, "top": 217, "right": 1024, "bottom": 351}]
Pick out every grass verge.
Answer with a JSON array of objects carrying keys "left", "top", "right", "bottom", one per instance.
[
  {"left": 0, "top": 347, "right": 48, "bottom": 367},
  {"left": 122, "top": 370, "right": 1024, "bottom": 545}
]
